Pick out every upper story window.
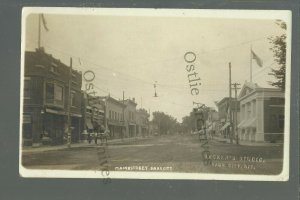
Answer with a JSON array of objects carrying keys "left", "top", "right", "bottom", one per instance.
[
  {"left": 46, "top": 82, "right": 64, "bottom": 107},
  {"left": 24, "top": 78, "right": 31, "bottom": 99},
  {"left": 50, "top": 62, "right": 59, "bottom": 74},
  {"left": 71, "top": 91, "right": 76, "bottom": 107}
]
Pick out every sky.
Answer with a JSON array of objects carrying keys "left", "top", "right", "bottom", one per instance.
[{"left": 24, "top": 10, "right": 287, "bottom": 122}]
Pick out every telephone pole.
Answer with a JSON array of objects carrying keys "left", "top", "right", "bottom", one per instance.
[
  {"left": 231, "top": 82, "right": 241, "bottom": 144},
  {"left": 229, "top": 62, "right": 233, "bottom": 143}
]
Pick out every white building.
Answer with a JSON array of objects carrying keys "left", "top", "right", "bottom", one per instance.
[{"left": 238, "top": 82, "right": 284, "bottom": 142}]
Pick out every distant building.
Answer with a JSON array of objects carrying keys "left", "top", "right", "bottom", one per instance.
[
  {"left": 123, "top": 98, "right": 137, "bottom": 137},
  {"left": 205, "top": 107, "right": 219, "bottom": 135},
  {"left": 136, "top": 108, "right": 150, "bottom": 137},
  {"left": 238, "top": 82, "right": 284, "bottom": 142},
  {"left": 81, "top": 93, "right": 105, "bottom": 138},
  {"left": 102, "top": 96, "right": 126, "bottom": 139},
  {"left": 216, "top": 97, "right": 240, "bottom": 138},
  {"left": 22, "top": 48, "right": 82, "bottom": 146}
]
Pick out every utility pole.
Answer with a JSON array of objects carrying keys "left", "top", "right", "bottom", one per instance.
[
  {"left": 38, "top": 14, "right": 41, "bottom": 48},
  {"left": 67, "top": 57, "right": 72, "bottom": 148},
  {"left": 122, "top": 91, "right": 125, "bottom": 138},
  {"left": 229, "top": 62, "right": 233, "bottom": 143},
  {"left": 231, "top": 83, "right": 241, "bottom": 144}
]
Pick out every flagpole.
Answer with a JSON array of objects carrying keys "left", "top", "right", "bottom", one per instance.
[
  {"left": 38, "top": 14, "right": 41, "bottom": 49},
  {"left": 250, "top": 44, "right": 253, "bottom": 82}
]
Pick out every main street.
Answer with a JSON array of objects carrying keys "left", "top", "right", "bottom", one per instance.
[{"left": 22, "top": 134, "right": 283, "bottom": 175}]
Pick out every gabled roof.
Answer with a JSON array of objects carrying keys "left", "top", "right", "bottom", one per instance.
[{"left": 238, "top": 81, "right": 261, "bottom": 99}]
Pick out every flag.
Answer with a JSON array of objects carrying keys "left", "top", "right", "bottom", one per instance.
[
  {"left": 251, "top": 49, "right": 263, "bottom": 67},
  {"left": 40, "top": 14, "right": 49, "bottom": 31}
]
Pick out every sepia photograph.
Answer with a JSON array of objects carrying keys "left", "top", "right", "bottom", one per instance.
[{"left": 19, "top": 8, "right": 291, "bottom": 181}]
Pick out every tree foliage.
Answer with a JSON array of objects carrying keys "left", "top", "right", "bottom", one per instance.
[
  {"left": 151, "top": 111, "right": 179, "bottom": 135},
  {"left": 181, "top": 113, "right": 195, "bottom": 132},
  {"left": 268, "top": 20, "right": 287, "bottom": 91}
]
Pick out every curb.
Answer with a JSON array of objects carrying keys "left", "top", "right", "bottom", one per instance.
[{"left": 22, "top": 137, "right": 152, "bottom": 153}]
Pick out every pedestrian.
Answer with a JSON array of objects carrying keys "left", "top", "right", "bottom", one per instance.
[{"left": 88, "top": 132, "right": 91, "bottom": 144}]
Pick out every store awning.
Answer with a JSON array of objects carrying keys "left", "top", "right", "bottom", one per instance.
[
  {"left": 220, "top": 122, "right": 230, "bottom": 131},
  {"left": 86, "top": 119, "right": 94, "bottom": 130},
  {"left": 244, "top": 118, "right": 256, "bottom": 128},
  {"left": 108, "top": 121, "right": 125, "bottom": 127},
  {"left": 238, "top": 118, "right": 256, "bottom": 128}
]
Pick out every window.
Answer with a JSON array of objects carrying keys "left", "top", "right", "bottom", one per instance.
[
  {"left": 50, "top": 63, "right": 59, "bottom": 73},
  {"left": 252, "top": 101, "right": 256, "bottom": 117},
  {"left": 24, "top": 79, "right": 31, "bottom": 99},
  {"left": 71, "top": 91, "right": 76, "bottom": 107},
  {"left": 247, "top": 103, "right": 251, "bottom": 119},
  {"left": 46, "top": 82, "right": 64, "bottom": 106},
  {"left": 46, "top": 82, "right": 54, "bottom": 102},
  {"left": 109, "top": 110, "right": 111, "bottom": 119},
  {"left": 54, "top": 85, "right": 63, "bottom": 101}
]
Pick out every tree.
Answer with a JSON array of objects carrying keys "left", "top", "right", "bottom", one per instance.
[
  {"left": 151, "top": 111, "right": 178, "bottom": 135},
  {"left": 181, "top": 113, "right": 195, "bottom": 133},
  {"left": 268, "top": 20, "right": 287, "bottom": 91}
]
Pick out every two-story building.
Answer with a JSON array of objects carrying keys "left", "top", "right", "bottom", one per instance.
[
  {"left": 22, "top": 48, "right": 82, "bottom": 146},
  {"left": 123, "top": 98, "right": 137, "bottom": 137},
  {"left": 136, "top": 108, "right": 150, "bottom": 137},
  {"left": 81, "top": 93, "right": 105, "bottom": 138},
  {"left": 102, "top": 96, "right": 126, "bottom": 139},
  {"left": 238, "top": 82, "right": 284, "bottom": 142}
]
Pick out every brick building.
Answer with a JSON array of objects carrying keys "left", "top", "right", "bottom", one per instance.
[{"left": 22, "top": 48, "right": 82, "bottom": 146}]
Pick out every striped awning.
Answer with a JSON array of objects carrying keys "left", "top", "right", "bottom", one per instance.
[
  {"left": 238, "top": 118, "right": 256, "bottom": 128},
  {"left": 220, "top": 122, "right": 230, "bottom": 131}
]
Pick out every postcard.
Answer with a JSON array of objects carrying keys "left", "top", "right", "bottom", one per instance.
[{"left": 20, "top": 7, "right": 291, "bottom": 181}]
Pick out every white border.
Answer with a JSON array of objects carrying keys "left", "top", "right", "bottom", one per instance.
[{"left": 19, "top": 7, "right": 292, "bottom": 181}]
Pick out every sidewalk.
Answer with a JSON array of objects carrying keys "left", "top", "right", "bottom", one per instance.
[
  {"left": 212, "top": 135, "right": 283, "bottom": 147},
  {"left": 21, "top": 136, "right": 152, "bottom": 153}
]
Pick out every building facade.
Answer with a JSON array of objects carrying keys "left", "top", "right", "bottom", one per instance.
[
  {"left": 81, "top": 93, "right": 105, "bottom": 138},
  {"left": 238, "top": 82, "right": 284, "bottom": 142},
  {"left": 103, "top": 96, "right": 126, "bottom": 139},
  {"left": 22, "top": 48, "right": 82, "bottom": 146},
  {"left": 136, "top": 109, "right": 150, "bottom": 137},
  {"left": 216, "top": 97, "right": 240, "bottom": 138},
  {"left": 123, "top": 98, "right": 137, "bottom": 137}
]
